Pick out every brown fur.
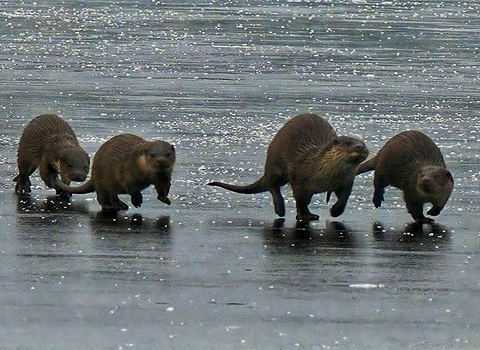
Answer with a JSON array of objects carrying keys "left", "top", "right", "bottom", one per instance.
[
  {"left": 357, "top": 130, "right": 454, "bottom": 224},
  {"left": 208, "top": 113, "right": 369, "bottom": 221},
  {"left": 55, "top": 134, "right": 175, "bottom": 213},
  {"left": 13, "top": 114, "right": 90, "bottom": 196}
]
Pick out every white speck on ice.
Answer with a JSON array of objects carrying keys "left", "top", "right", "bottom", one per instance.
[{"left": 349, "top": 283, "right": 385, "bottom": 289}]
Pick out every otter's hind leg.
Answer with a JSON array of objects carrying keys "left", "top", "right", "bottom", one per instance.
[
  {"left": 292, "top": 186, "right": 319, "bottom": 221},
  {"left": 373, "top": 173, "right": 388, "bottom": 208},
  {"left": 14, "top": 174, "right": 32, "bottom": 195},
  {"left": 111, "top": 195, "right": 129, "bottom": 211},
  {"left": 97, "top": 190, "right": 128, "bottom": 212},
  {"left": 270, "top": 186, "right": 286, "bottom": 217},
  {"left": 15, "top": 159, "right": 36, "bottom": 194}
]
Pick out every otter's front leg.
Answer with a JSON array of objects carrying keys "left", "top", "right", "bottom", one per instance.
[
  {"left": 56, "top": 175, "right": 73, "bottom": 199},
  {"left": 330, "top": 185, "right": 352, "bottom": 218},
  {"left": 155, "top": 180, "right": 171, "bottom": 205},
  {"left": 41, "top": 164, "right": 71, "bottom": 199},
  {"left": 372, "top": 173, "right": 388, "bottom": 208},
  {"left": 405, "top": 195, "right": 433, "bottom": 224},
  {"left": 131, "top": 191, "right": 143, "bottom": 208},
  {"left": 427, "top": 197, "right": 448, "bottom": 216},
  {"left": 427, "top": 206, "right": 443, "bottom": 216},
  {"left": 39, "top": 163, "right": 59, "bottom": 189}
]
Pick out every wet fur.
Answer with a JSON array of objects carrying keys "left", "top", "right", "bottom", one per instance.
[
  {"left": 13, "top": 114, "right": 90, "bottom": 196},
  {"left": 55, "top": 134, "right": 175, "bottom": 213},
  {"left": 208, "top": 113, "right": 369, "bottom": 221},
  {"left": 357, "top": 130, "right": 454, "bottom": 223}
]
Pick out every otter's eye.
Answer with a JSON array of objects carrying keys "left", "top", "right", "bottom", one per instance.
[
  {"left": 345, "top": 141, "right": 353, "bottom": 147},
  {"left": 68, "top": 164, "right": 74, "bottom": 169},
  {"left": 149, "top": 152, "right": 156, "bottom": 158}
]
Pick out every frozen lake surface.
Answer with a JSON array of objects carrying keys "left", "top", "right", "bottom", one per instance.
[{"left": 1, "top": 1, "right": 479, "bottom": 348}]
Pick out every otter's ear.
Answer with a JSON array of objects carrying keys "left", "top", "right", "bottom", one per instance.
[{"left": 446, "top": 171, "right": 454, "bottom": 183}]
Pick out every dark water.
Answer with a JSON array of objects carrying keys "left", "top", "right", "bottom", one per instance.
[{"left": 1, "top": 1, "right": 479, "bottom": 349}]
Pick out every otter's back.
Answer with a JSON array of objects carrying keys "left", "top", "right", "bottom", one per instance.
[
  {"left": 18, "top": 114, "right": 78, "bottom": 160},
  {"left": 377, "top": 130, "right": 446, "bottom": 186},
  {"left": 90, "top": 134, "right": 146, "bottom": 189},
  {"left": 267, "top": 113, "right": 336, "bottom": 163}
]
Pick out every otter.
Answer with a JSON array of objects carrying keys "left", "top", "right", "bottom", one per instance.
[
  {"left": 208, "top": 113, "right": 369, "bottom": 221},
  {"left": 13, "top": 114, "right": 90, "bottom": 196},
  {"left": 54, "top": 133, "right": 175, "bottom": 213},
  {"left": 357, "top": 130, "right": 454, "bottom": 224}
]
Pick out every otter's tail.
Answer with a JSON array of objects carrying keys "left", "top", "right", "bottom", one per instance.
[
  {"left": 357, "top": 155, "right": 378, "bottom": 175},
  {"left": 208, "top": 177, "right": 268, "bottom": 194},
  {"left": 54, "top": 178, "right": 95, "bottom": 194}
]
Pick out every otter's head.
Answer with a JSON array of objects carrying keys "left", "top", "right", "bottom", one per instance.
[
  {"left": 418, "top": 166, "right": 454, "bottom": 207},
  {"left": 57, "top": 147, "right": 90, "bottom": 182},
  {"left": 332, "top": 136, "right": 369, "bottom": 164},
  {"left": 138, "top": 141, "right": 176, "bottom": 173}
]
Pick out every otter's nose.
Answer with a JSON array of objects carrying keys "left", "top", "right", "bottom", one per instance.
[
  {"left": 421, "top": 177, "right": 431, "bottom": 184},
  {"left": 71, "top": 172, "right": 88, "bottom": 182},
  {"left": 354, "top": 144, "right": 366, "bottom": 152}
]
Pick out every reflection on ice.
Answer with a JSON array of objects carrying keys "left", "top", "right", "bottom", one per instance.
[{"left": 372, "top": 220, "right": 452, "bottom": 251}]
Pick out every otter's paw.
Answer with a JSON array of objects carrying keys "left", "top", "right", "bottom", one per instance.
[
  {"left": 372, "top": 193, "right": 383, "bottom": 208},
  {"left": 157, "top": 195, "right": 171, "bottom": 205},
  {"left": 107, "top": 201, "right": 129, "bottom": 212},
  {"left": 56, "top": 190, "right": 72, "bottom": 199},
  {"left": 330, "top": 204, "right": 346, "bottom": 218},
  {"left": 296, "top": 213, "right": 320, "bottom": 221},
  {"left": 427, "top": 207, "right": 441, "bottom": 216},
  {"left": 101, "top": 206, "right": 119, "bottom": 214},
  {"left": 131, "top": 193, "right": 143, "bottom": 208},
  {"left": 274, "top": 208, "right": 286, "bottom": 217},
  {"left": 15, "top": 180, "right": 32, "bottom": 195},
  {"left": 414, "top": 216, "right": 435, "bottom": 224}
]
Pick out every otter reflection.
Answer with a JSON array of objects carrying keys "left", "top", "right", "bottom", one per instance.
[
  {"left": 372, "top": 220, "right": 451, "bottom": 251},
  {"left": 17, "top": 195, "right": 89, "bottom": 214},
  {"left": 90, "top": 211, "right": 171, "bottom": 236},
  {"left": 264, "top": 219, "right": 358, "bottom": 252}
]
